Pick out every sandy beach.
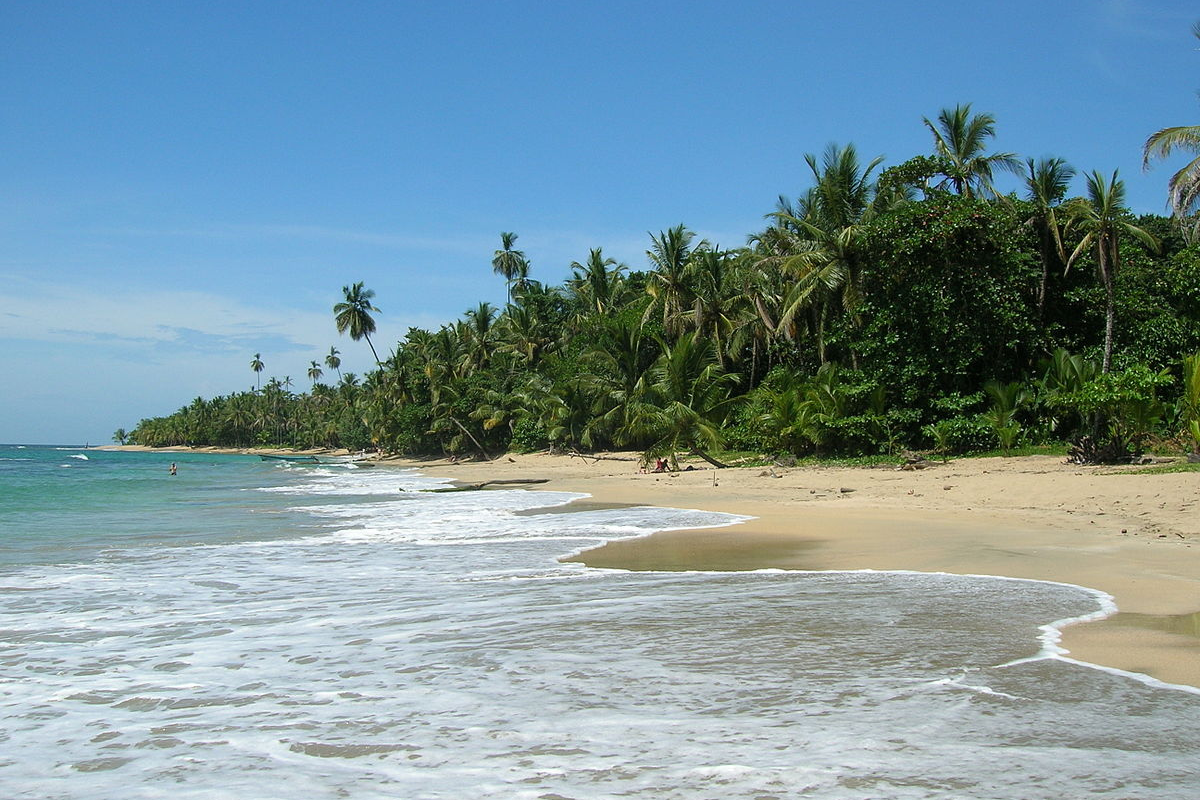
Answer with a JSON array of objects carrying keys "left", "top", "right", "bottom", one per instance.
[
  {"left": 106, "top": 445, "right": 1200, "bottom": 687},
  {"left": 396, "top": 451, "right": 1200, "bottom": 689}
]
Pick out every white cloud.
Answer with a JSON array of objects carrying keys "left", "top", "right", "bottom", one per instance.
[
  {"left": 0, "top": 277, "right": 330, "bottom": 353},
  {"left": 0, "top": 276, "right": 445, "bottom": 358}
]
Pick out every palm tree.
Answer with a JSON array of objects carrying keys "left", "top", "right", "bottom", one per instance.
[
  {"left": 492, "top": 232, "right": 529, "bottom": 305},
  {"left": 462, "top": 302, "right": 498, "bottom": 369},
  {"left": 1142, "top": 22, "right": 1200, "bottom": 242},
  {"left": 1024, "top": 157, "right": 1076, "bottom": 319},
  {"left": 334, "top": 282, "right": 381, "bottom": 363},
  {"left": 567, "top": 248, "right": 627, "bottom": 317},
  {"left": 766, "top": 143, "right": 883, "bottom": 364},
  {"left": 683, "top": 248, "right": 741, "bottom": 367},
  {"left": 325, "top": 346, "right": 342, "bottom": 380},
  {"left": 250, "top": 353, "right": 265, "bottom": 389},
  {"left": 307, "top": 361, "right": 323, "bottom": 385},
  {"left": 620, "top": 336, "right": 739, "bottom": 468},
  {"left": 923, "top": 103, "right": 1021, "bottom": 198},
  {"left": 1065, "top": 170, "right": 1159, "bottom": 372},
  {"left": 645, "top": 225, "right": 705, "bottom": 336}
]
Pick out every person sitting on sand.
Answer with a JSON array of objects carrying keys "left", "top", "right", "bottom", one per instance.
[{"left": 653, "top": 458, "right": 666, "bottom": 473}]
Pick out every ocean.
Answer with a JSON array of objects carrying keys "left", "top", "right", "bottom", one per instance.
[{"left": 1, "top": 444, "right": 1198, "bottom": 799}]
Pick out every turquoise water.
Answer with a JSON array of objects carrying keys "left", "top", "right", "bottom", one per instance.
[
  {"left": 0, "top": 446, "right": 326, "bottom": 565},
  {"left": 2, "top": 444, "right": 1199, "bottom": 798}
]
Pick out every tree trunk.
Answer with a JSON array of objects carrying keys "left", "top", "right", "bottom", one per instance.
[
  {"left": 449, "top": 415, "right": 491, "bottom": 461},
  {"left": 1100, "top": 245, "right": 1114, "bottom": 374},
  {"left": 690, "top": 449, "right": 729, "bottom": 468}
]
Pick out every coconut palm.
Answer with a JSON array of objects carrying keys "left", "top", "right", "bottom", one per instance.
[
  {"left": 307, "top": 361, "right": 323, "bottom": 385},
  {"left": 1024, "top": 157, "right": 1076, "bottom": 319},
  {"left": 492, "top": 232, "right": 529, "bottom": 305},
  {"left": 567, "top": 248, "right": 627, "bottom": 317},
  {"left": 923, "top": 103, "right": 1021, "bottom": 198},
  {"left": 767, "top": 143, "right": 883, "bottom": 364},
  {"left": 250, "top": 353, "right": 265, "bottom": 389},
  {"left": 620, "top": 336, "right": 739, "bottom": 468},
  {"left": 682, "top": 248, "right": 741, "bottom": 367},
  {"left": 1142, "top": 23, "right": 1200, "bottom": 242},
  {"left": 325, "top": 346, "right": 342, "bottom": 380},
  {"left": 644, "top": 225, "right": 706, "bottom": 336},
  {"left": 1065, "top": 171, "right": 1160, "bottom": 372},
  {"left": 334, "top": 282, "right": 381, "bottom": 363}
]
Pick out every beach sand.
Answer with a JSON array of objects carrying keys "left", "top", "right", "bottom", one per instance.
[
  {"left": 399, "top": 451, "right": 1200, "bottom": 688},
  {"left": 103, "top": 445, "right": 1199, "bottom": 687}
]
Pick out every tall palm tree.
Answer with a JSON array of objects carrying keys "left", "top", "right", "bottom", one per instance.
[
  {"left": 766, "top": 143, "right": 882, "bottom": 364},
  {"left": 923, "top": 103, "right": 1021, "bottom": 198},
  {"left": 1024, "top": 157, "right": 1076, "bottom": 319},
  {"left": 497, "top": 304, "right": 553, "bottom": 365},
  {"left": 683, "top": 248, "right": 740, "bottom": 367},
  {"left": 307, "top": 361, "right": 323, "bottom": 385},
  {"left": 462, "top": 301, "right": 497, "bottom": 369},
  {"left": 645, "top": 225, "right": 705, "bottom": 336},
  {"left": 568, "top": 248, "right": 627, "bottom": 317},
  {"left": 492, "top": 232, "right": 529, "bottom": 305},
  {"left": 1142, "top": 22, "right": 1200, "bottom": 242},
  {"left": 250, "top": 353, "right": 265, "bottom": 389},
  {"left": 325, "top": 346, "right": 342, "bottom": 380},
  {"left": 621, "top": 336, "right": 739, "bottom": 468},
  {"left": 1065, "top": 170, "right": 1159, "bottom": 372},
  {"left": 334, "top": 282, "right": 381, "bottom": 363}
]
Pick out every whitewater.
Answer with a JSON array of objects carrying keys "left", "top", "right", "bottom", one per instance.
[{"left": 0, "top": 446, "right": 1197, "bottom": 799}]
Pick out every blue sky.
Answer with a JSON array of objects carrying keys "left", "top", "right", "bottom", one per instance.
[{"left": 2, "top": 0, "right": 1196, "bottom": 444}]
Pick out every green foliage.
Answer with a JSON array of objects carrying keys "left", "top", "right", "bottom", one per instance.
[
  {"left": 855, "top": 195, "right": 1039, "bottom": 405},
  {"left": 1178, "top": 351, "right": 1200, "bottom": 451},
  {"left": 924, "top": 415, "right": 994, "bottom": 455},
  {"left": 1051, "top": 365, "right": 1173, "bottom": 462},
  {"left": 876, "top": 155, "right": 953, "bottom": 199},
  {"left": 123, "top": 115, "right": 1200, "bottom": 464},
  {"left": 509, "top": 417, "right": 549, "bottom": 453}
]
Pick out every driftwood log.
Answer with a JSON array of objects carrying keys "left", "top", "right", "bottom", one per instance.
[{"left": 423, "top": 478, "right": 550, "bottom": 493}]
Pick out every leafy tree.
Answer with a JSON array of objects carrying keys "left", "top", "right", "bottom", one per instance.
[{"left": 857, "top": 194, "right": 1038, "bottom": 406}]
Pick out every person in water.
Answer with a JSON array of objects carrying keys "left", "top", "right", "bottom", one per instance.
[{"left": 169, "top": 463, "right": 177, "bottom": 476}]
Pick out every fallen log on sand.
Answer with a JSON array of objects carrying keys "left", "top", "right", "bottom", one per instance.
[{"left": 422, "top": 478, "right": 550, "bottom": 493}]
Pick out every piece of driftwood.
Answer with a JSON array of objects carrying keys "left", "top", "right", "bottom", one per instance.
[
  {"left": 423, "top": 478, "right": 550, "bottom": 493},
  {"left": 567, "top": 450, "right": 638, "bottom": 464}
]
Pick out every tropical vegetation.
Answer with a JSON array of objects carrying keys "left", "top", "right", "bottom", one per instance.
[{"left": 123, "top": 95, "right": 1200, "bottom": 466}]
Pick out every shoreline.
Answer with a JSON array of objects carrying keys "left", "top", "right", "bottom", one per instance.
[
  {"left": 101, "top": 445, "right": 1200, "bottom": 687},
  {"left": 399, "top": 450, "right": 1200, "bottom": 689}
]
